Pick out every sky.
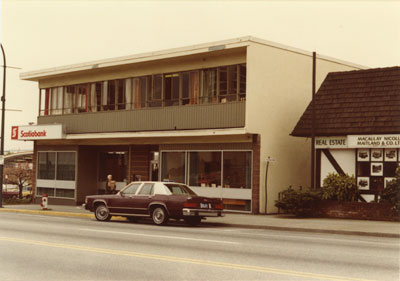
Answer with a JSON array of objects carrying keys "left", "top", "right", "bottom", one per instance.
[{"left": 1, "top": 0, "right": 399, "bottom": 152}]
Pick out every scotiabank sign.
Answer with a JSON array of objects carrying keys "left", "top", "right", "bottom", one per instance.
[{"left": 11, "top": 124, "right": 65, "bottom": 140}]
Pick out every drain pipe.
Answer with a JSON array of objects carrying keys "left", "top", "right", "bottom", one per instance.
[{"left": 265, "top": 156, "right": 275, "bottom": 214}]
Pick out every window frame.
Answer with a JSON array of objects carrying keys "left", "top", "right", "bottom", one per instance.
[
  {"left": 36, "top": 151, "right": 77, "bottom": 199},
  {"left": 121, "top": 182, "right": 142, "bottom": 195},
  {"left": 159, "top": 149, "right": 253, "bottom": 189},
  {"left": 137, "top": 183, "right": 154, "bottom": 195},
  {"left": 39, "top": 63, "right": 246, "bottom": 116}
]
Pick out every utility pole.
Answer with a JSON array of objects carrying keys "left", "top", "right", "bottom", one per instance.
[
  {"left": 0, "top": 43, "right": 6, "bottom": 208},
  {"left": 311, "top": 52, "right": 316, "bottom": 190}
]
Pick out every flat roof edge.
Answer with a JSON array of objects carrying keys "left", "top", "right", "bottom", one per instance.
[
  {"left": 20, "top": 35, "right": 366, "bottom": 81},
  {"left": 20, "top": 36, "right": 253, "bottom": 81}
]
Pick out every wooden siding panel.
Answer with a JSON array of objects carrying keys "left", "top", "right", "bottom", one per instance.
[
  {"left": 130, "top": 145, "right": 150, "bottom": 181},
  {"left": 37, "top": 102, "right": 245, "bottom": 134}
]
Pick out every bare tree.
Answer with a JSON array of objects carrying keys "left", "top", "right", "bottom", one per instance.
[{"left": 4, "top": 163, "right": 33, "bottom": 199}]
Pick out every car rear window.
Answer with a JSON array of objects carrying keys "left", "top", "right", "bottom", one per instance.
[
  {"left": 164, "top": 184, "right": 197, "bottom": 196},
  {"left": 138, "top": 183, "right": 154, "bottom": 195}
]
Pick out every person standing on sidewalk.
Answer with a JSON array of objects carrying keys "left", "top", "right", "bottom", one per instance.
[{"left": 105, "top": 174, "right": 117, "bottom": 194}]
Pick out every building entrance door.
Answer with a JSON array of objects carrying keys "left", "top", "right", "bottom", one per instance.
[{"left": 149, "top": 151, "right": 159, "bottom": 181}]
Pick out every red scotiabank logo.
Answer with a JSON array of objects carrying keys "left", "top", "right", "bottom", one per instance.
[
  {"left": 20, "top": 130, "right": 47, "bottom": 138},
  {"left": 11, "top": 126, "right": 19, "bottom": 140}
]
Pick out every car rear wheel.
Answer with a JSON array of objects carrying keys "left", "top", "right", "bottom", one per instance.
[
  {"left": 184, "top": 217, "right": 202, "bottom": 226},
  {"left": 152, "top": 207, "right": 169, "bottom": 225},
  {"left": 94, "top": 204, "right": 112, "bottom": 221}
]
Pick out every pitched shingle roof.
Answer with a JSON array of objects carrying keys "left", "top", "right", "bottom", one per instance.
[{"left": 291, "top": 66, "right": 400, "bottom": 137}]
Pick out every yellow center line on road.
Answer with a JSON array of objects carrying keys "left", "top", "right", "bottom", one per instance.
[{"left": 0, "top": 236, "right": 374, "bottom": 281}]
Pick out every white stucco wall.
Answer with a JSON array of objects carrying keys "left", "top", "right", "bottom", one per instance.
[
  {"left": 245, "top": 42, "right": 361, "bottom": 213},
  {"left": 320, "top": 149, "right": 356, "bottom": 186}
]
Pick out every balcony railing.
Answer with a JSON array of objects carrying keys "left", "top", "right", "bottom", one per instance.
[{"left": 37, "top": 101, "right": 246, "bottom": 134}]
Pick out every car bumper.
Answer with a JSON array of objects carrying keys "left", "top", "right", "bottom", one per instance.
[{"left": 182, "top": 208, "right": 224, "bottom": 217}]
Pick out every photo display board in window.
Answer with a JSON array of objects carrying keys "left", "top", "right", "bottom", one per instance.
[{"left": 356, "top": 148, "right": 399, "bottom": 193}]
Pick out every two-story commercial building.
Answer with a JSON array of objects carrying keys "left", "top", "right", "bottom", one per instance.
[{"left": 17, "top": 36, "right": 362, "bottom": 213}]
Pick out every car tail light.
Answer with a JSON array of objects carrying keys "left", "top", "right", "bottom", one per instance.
[
  {"left": 183, "top": 202, "right": 198, "bottom": 208},
  {"left": 214, "top": 203, "right": 223, "bottom": 210}
]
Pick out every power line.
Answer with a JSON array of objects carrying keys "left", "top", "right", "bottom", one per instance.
[{"left": 0, "top": 65, "right": 21, "bottom": 70}]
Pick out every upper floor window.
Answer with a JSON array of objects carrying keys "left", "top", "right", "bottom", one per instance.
[
  {"left": 39, "top": 63, "right": 246, "bottom": 116},
  {"left": 164, "top": 73, "right": 180, "bottom": 107},
  {"left": 201, "top": 64, "right": 246, "bottom": 104},
  {"left": 182, "top": 71, "right": 199, "bottom": 105},
  {"left": 148, "top": 74, "right": 163, "bottom": 107},
  {"left": 125, "top": 76, "right": 150, "bottom": 110}
]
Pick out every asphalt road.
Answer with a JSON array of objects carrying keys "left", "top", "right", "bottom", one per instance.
[{"left": 0, "top": 212, "right": 399, "bottom": 281}]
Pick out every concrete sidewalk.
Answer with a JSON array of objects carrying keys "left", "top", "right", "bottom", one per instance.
[{"left": 1, "top": 204, "right": 399, "bottom": 238}]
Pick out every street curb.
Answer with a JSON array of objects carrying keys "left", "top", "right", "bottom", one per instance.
[
  {"left": 1, "top": 208, "right": 399, "bottom": 238},
  {"left": 0, "top": 208, "right": 93, "bottom": 219},
  {"left": 201, "top": 222, "right": 400, "bottom": 239}
]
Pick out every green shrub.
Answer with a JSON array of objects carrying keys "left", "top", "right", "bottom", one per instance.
[
  {"left": 275, "top": 187, "right": 321, "bottom": 217},
  {"left": 321, "top": 173, "right": 358, "bottom": 201},
  {"left": 379, "top": 167, "right": 400, "bottom": 211}
]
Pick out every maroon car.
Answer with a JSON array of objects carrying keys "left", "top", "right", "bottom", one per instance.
[{"left": 84, "top": 181, "right": 224, "bottom": 226}]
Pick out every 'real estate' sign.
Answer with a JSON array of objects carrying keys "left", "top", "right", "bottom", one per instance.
[
  {"left": 315, "top": 136, "right": 347, "bottom": 148},
  {"left": 316, "top": 135, "right": 400, "bottom": 149},
  {"left": 11, "top": 124, "right": 65, "bottom": 141}
]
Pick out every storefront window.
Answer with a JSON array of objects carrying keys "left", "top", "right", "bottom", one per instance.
[
  {"left": 37, "top": 187, "right": 55, "bottom": 197},
  {"left": 38, "top": 152, "right": 56, "bottom": 180},
  {"left": 37, "top": 151, "right": 76, "bottom": 199},
  {"left": 56, "top": 152, "right": 76, "bottom": 181},
  {"left": 161, "top": 152, "right": 185, "bottom": 183},
  {"left": 223, "top": 151, "right": 251, "bottom": 189},
  {"left": 223, "top": 199, "right": 251, "bottom": 211},
  {"left": 55, "top": 189, "right": 75, "bottom": 198},
  {"left": 161, "top": 150, "right": 252, "bottom": 212},
  {"left": 189, "top": 152, "right": 221, "bottom": 187}
]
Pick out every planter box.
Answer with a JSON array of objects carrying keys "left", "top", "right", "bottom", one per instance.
[{"left": 315, "top": 201, "right": 399, "bottom": 221}]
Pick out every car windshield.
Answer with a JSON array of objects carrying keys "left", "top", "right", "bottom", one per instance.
[{"left": 164, "top": 184, "right": 197, "bottom": 196}]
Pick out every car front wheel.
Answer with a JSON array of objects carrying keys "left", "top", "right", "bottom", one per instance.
[
  {"left": 152, "top": 207, "right": 169, "bottom": 225},
  {"left": 94, "top": 204, "right": 112, "bottom": 221}
]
